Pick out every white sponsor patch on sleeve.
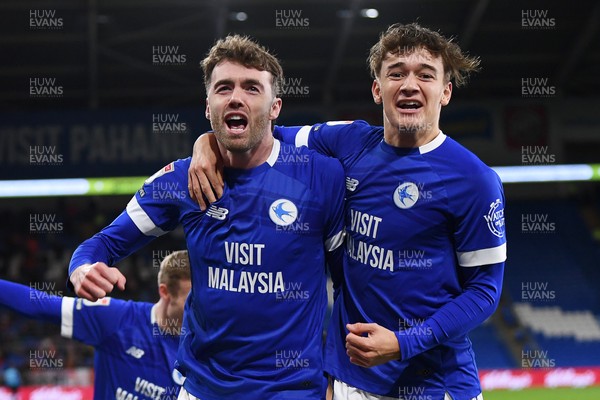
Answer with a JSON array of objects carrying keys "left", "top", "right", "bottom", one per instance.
[
  {"left": 82, "top": 297, "right": 112, "bottom": 307},
  {"left": 144, "top": 162, "right": 175, "bottom": 184},
  {"left": 325, "top": 121, "right": 353, "bottom": 126},
  {"left": 483, "top": 198, "right": 505, "bottom": 238}
]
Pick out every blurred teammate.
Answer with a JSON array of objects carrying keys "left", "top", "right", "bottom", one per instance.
[
  {"left": 0, "top": 250, "right": 191, "bottom": 400},
  {"left": 189, "top": 23, "right": 506, "bottom": 400},
  {"left": 69, "top": 35, "right": 345, "bottom": 400}
]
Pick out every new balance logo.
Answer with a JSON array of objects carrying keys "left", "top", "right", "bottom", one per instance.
[
  {"left": 126, "top": 346, "right": 145, "bottom": 359},
  {"left": 206, "top": 205, "right": 229, "bottom": 220},
  {"left": 346, "top": 177, "right": 359, "bottom": 191}
]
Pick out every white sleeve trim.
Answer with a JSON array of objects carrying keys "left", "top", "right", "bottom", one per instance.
[
  {"left": 61, "top": 297, "right": 75, "bottom": 338},
  {"left": 295, "top": 125, "right": 312, "bottom": 148},
  {"left": 126, "top": 196, "right": 168, "bottom": 237},
  {"left": 457, "top": 243, "right": 506, "bottom": 267},
  {"left": 325, "top": 230, "right": 345, "bottom": 252}
]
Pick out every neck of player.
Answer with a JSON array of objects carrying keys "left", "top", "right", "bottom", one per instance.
[
  {"left": 220, "top": 133, "right": 275, "bottom": 169},
  {"left": 383, "top": 123, "right": 441, "bottom": 148},
  {"left": 154, "top": 299, "right": 181, "bottom": 334}
]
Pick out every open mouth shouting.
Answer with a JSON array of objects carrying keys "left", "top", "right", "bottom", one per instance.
[
  {"left": 396, "top": 99, "right": 423, "bottom": 113},
  {"left": 224, "top": 113, "right": 248, "bottom": 134}
]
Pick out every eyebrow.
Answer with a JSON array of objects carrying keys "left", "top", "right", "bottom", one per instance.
[
  {"left": 385, "top": 62, "right": 439, "bottom": 74},
  {"left": 213, "top": 78, "right": 264, "bottom": 89}
]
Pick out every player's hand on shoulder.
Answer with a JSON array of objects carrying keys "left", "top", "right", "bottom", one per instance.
[
  {"left": 345, "top": 322, "right": 401, "bottom": 368},
  {"left": 188, "top": 132, "right": 224, "bottom": 211},
  {"left": 70, "top": 262, "right": 126, "bottom": 301}
]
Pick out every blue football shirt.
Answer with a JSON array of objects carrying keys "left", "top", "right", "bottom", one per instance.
[
  {"left": 0, "top": 279, "right": 183, "bottom": 400},
  {"left": 62, "top": 297, "right": 183, "bottom": 400},
  {"left": 275, "top": 121, "right": 506, "bottom": 399},
  {"left": 70, "top": 140, "right": 346, "bottom": 399}
]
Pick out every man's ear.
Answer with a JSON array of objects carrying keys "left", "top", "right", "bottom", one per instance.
[
  {"left": 441, "top": 82, "right": 452, "bottom": 106},
  {"left": 158, "top": 283, "right": 169, "bottom": 301},
  {"left": 372, "top": 80, "right": 382, "bottom": 104},
  {"left": 205, "top": 99, "right": 210, "bottom": 120},
  {"left": 269, "top": 97, "right": 283, "bottom": 121}
]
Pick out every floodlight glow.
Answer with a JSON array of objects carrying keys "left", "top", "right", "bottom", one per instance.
[
  {"left": 0, "top": 177, "right": 146, "bottom": 198},
  {"left": 360, "top": 8, "right": 379, "bottom": 18},
  {"left": 230, "top": 11, "right": 247, "bottom": 21},
  {"left": 0, "top": 179, "right": 90, "bottom": 197},
  {"left": 492, "top": 164, "right": 596, "bottom": 183},
  {"left": 0, "top": 165, "right": 599, "bottom": 198}
]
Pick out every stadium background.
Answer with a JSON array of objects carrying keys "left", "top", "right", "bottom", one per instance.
[{"left": 1, "top": 0, "right": 600, "bottom": 398}]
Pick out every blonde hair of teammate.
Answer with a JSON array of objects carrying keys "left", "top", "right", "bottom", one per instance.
[{"left": 157, "top": 250, "right": 191, "bottom": 295}]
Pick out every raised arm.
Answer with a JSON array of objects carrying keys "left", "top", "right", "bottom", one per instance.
[
  {"left": 187, "top": 126, "right": 309, "bottom": 209},
  {"left": 189, "top": 121, "right": 375, "bottom": 208},
  {"left": 0, "top": 279, "right": 128, "bottom": 345},
  {"left": 70, "top": 162, "right": 184, "bottom": 301},
  {"left": 69, "top": 210, "right": 153, "bottom": 301},
  {"left": 0, "top": 279, "right": 62, "bottom": 324}
]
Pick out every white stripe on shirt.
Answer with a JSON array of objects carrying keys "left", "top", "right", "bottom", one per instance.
[
  {"left": 61, "top": 297, "right": 75, "bottom": 338},
  {"left": 126, "top": 196, "right": 168, "bottom": 237},
  {"left": 457, "top": 243, "right": 507, "bottom": 267}
]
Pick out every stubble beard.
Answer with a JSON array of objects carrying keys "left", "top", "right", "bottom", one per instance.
[{"left": 211, "top": 111, "right": 271, "bottom": 153}]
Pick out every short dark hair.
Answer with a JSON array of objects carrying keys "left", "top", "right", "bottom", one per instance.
[
  {"left": 201, "top": 34, "right": 284, "bottom": 96},
  {"left": 368, "top": 23, "right": 480, "bottom": 87}
]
